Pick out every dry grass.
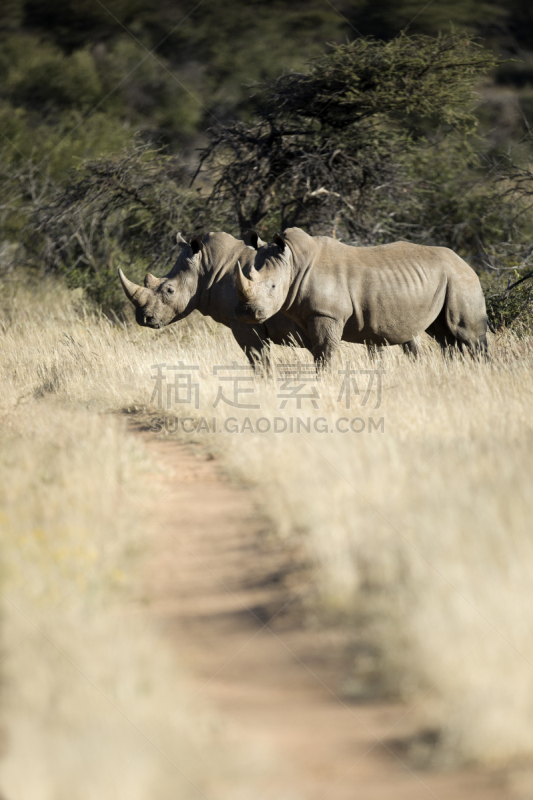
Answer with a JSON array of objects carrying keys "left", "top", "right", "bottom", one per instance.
[
  {"left": 0, "top": 282, "right": 265, "bottom": 799},
  {"left": 2, "top": 274, "right": 533, "bottom": 772}
]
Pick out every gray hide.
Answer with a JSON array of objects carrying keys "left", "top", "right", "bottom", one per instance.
[
  {"left": 235, "top": 227, "right": 488, "bottom": 365},
  {"left": 118, "top": 231, "right": 310, "bottom": 365}
]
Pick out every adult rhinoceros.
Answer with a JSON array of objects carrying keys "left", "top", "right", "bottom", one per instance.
[
  {"left": 118, "top": 231, "right": 310, "bottom": 364},
  {"left": 235, "top": 227, "right": 488, "bottom": 366}
]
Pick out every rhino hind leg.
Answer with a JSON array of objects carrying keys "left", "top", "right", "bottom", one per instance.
[
  {"left": 367, "top": 339, "right": 418, "bottom": 359},
  {"left": 366, "top": 343, "right": 382, "bottom": 360},
  {"left": 401, "top": 338, "right": 419, "bottom": 358},
  {"left": 425, "top": 302, "right": 489, "bottom": 358}
]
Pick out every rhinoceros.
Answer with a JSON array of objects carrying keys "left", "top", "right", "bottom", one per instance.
[
  {"left": 118, "top": 231, "right": 310, "bottom": 364},
  {"left": 235, "top": 227, "right": 488, "bottom": 366}
]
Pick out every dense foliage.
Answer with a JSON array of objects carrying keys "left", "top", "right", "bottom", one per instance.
[
  {"left": 2, "top": 0, "right": 533, "bottom": 324},
  {"left": 200, "top": 33, "right": 500, "bottom": 242},
  {"left": 26, "top": 143, "right": 209, "bottom": 311}
]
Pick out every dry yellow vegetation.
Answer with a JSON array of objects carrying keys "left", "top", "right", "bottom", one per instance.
[
  {"left": 0, "top": 282, "right": 261, "bottom": 799},
  {"left": 2, "top": 275, "right": 533, "bottom": 784}
]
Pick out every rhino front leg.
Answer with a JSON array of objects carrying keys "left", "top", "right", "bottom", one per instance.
[
  {"left": 230, "top": 322, "right": 271, "bottom": 370},
  {"left": 307, "top": 315, "right": 343, "bottom": 369}
]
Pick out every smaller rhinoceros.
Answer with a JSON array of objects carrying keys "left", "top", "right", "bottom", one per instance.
[
  {"left": 235, "top": 227, "right": 489, "bottom": 366},
  {"left": 118, "top": 231, "right": 310, "bottom": 364}
]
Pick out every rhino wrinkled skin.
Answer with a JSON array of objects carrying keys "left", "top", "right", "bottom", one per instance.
[
  {"left": 235, "top": 227, "right": 489, "bottom": 365},
  {"left": 118, "top": 231, "right": 310, "bottom": 364}
]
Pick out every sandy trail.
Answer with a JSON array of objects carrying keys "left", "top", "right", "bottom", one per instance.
[{"left": 136, "top": 430, "right": 507, "bottom": 800}]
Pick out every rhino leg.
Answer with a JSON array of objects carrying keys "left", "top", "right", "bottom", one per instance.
[
  {"left": 426, "top": 320, "right": 489, "bottom": 358},
  {"left": 474, "top": 333, "right": 489, "bottom": 358},
  {"left": 230, "top": 321, "right": 272, "bottom": 369},
  {"left": 435, "top": 275, "right": 489, "bottom": 356},
  {"left": 366, "top": 343, "right": 382, "bottom": 360},
  {"left": 402, "top": 338, "right": 419, "bottom": 358},
  {"left": 367, "top": 340, "right": 418, "bottom": 359},
  {"left": 264, "top": 316, "right": 313, "bottom": 352},
  {"left": 308, "top": 315, "right": 343, "bottom": 368},
  {"left": 426, "top": 301, "right": 488, "bottom": 358}
]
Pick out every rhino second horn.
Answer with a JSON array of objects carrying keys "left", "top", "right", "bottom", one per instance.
[
  {"left": 236, "top": 261, "right": 255, "bottom": 301},
  {"left": 144, "top": 273, "right": 160, "bottom": 289},
  {"left": 118, "top": 268, "right": 143, "bottom": 305}
]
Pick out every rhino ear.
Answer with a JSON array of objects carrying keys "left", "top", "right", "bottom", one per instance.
[
  {"left": 190, "top": 236, "right": 204, "bottom": 255},
  {"left": 176, "top": 232, "right": 187, "bottom": 247},
  {"left": 244, "top": 230, "right": 264, "bottom": 250},
  {"left": 144, "top": 273, "right": 160, "bottom": 289},
  {"left": 274, "top": 233, "right": 286, "bottom": 253}
]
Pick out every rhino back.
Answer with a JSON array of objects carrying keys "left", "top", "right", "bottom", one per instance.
[{"left": 285, "top": 231, "right": 478, "bottom": 344}]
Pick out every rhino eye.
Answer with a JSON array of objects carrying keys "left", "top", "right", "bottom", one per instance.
[{"left": 165, "top": 285, "right": 175, "bottom": 294}]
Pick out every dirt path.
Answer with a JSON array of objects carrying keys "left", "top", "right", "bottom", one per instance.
[{"left": 135, "top": 430, "right": 509, "bottom": 800}]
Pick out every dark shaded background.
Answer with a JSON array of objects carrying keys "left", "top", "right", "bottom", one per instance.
[
  {"left": 1, "top": 0, "right": 532, "bottom": 170},
  {"left": 2, "top": 0, "right": 533, "bottom": 324}
]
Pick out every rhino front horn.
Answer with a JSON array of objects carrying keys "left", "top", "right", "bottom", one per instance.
[
  {"left": 118, "top": 268, "right": 143, "bottom": 306},
  {"left": 236, "top": 261, "right": 255, "bottom": 301}
]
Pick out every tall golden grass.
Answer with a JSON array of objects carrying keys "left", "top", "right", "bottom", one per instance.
[
  {"left": 0, "top": 281, "right": 265, "bottom": 799},
  {"left": 2, "top": 274, "right": 533, "bottom": 772}
]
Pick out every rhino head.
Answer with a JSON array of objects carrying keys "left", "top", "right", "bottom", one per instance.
[
  {"left": 235, "top": 233, "right": 290, "bottom": 324},
  {"left": 118, "top": 233, "right": 203, "bottom": 328}
]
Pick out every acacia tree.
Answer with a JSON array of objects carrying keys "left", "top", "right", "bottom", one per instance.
[{"left": 198, "top": 32, "right": 497, "bottom": 243}]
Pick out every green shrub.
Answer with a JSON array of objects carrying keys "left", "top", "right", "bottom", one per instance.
[
  {"left": 482, "top": 267, "right": 533, "bottom": 331},
  {"left": 10, "top": 46, "right": 102, "bottom": 110},
  {"left": 24, "top": 143, "right": 215, "bottom": 313}
]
